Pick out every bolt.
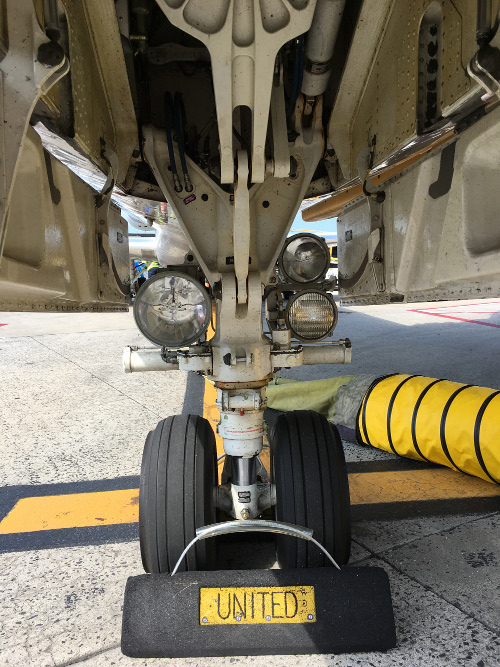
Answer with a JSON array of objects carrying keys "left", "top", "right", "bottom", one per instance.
[
  {"left": 265, "top": 615, "right": 271, "bottom": 621},
  {"left": 241, "top": 509, "right": 250, "bottom": 520},
  {"left": 236, "top": 616, "right": 241, "bottom": 622},
  {"left": 202, "top": 617, "right": 208, "bottom": 624},
  {"left": 307, "top": 614, "right": 314, "bottom": 620}
]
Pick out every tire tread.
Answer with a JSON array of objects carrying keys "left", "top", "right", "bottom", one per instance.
[{"left": 271, "top": 410, "right": 351, "bottom": 569}]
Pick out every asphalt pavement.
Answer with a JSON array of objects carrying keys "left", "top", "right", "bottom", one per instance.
[{"left": 0, "top": 299, "right": 499, "bottom": 666}]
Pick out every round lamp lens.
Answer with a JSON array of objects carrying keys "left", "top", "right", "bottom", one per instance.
[
  {"left": 280, "top": 234, "right": 329, "bottom": 283},
  {"left": 133, "top": 272, "right": 210, "bottom": 347},
  {"left": 286, "top": 290, "right": 338, "bottom": 341}
]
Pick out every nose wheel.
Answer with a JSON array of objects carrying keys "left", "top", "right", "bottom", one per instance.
[
  {"left": 270, "top": 410, "right": 351, "bottom": 568},
  {"left": 139, "top": 414, "right": 217, "bottom": 574},
  {"left": 139, "top": 410, "right": 350, "bottom": 573}
]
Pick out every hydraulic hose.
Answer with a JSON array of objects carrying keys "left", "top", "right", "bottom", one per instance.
[
  {"left": 286, "top": 34, "right": 305, "bottom": 117},
  {"left": 357, "top": 374, "right": 500, "bottom": 484},
  {"left": 173, "top": 92, "right": 193, "bottom": 192},
  {"left": 164, "top": 92, "right": 182, "bottom": 192}
]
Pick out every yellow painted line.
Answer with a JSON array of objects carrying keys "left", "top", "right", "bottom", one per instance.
[
  {"left": 349, "top": 468, "right": 500, "bottom": 505},
  {"left": 0, "top": 468, "right": 498, "bottom": 535},
  {"left": 203, "top": 379, "right": 224, "bottom": 459},
  {"left": 2, "top": 385, "right": 498, "bottom": 536},
  {"left": 0, "top": 489, "right": 139, "bottom": 534},
  {"left": 259, "top": 442, "right": 271, "bottom": 473}
]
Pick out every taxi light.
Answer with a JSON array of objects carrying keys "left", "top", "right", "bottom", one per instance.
[
  {"left": 285, "top": 290, "right": 338, "bottom": 342},
  {"left": 133, "top": 272, "right": 210, "bottom": 348},
  {"left": 279, "top": 233, "right": 330, "bottom": 284}
]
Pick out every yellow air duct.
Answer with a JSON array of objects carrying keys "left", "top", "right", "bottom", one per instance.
[{"left": 357, "top": 375, "right": 500, "bottom": 485}]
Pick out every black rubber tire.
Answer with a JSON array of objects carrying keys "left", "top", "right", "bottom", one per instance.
[
  {"left": 270, "top": 410, "right": 351, "bottom": 568},
  {"left": 139, "top": 414, "right": 217, "bottom": 574}
]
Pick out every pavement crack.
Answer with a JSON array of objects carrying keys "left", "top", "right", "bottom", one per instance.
[
  {"left": 354, "top": 511, "right": 500, "bottom": 558},
  {"left": 30, "top": 337, "right": 164, "bottom": 419},
  {"left": 353, "top": 544, "right": 500, "bottom": 638},
  {"left": 54, "top": 642, "right": 121, "bottom": 666}
]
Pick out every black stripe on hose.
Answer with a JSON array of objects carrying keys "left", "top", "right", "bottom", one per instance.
[
  {"left": 439, "top": 385, "right": 472, "bottom": 473},
  {"left": 387, "top": 376, "right": 420, "bottom": 455},
  {"left": 358, "top": 375, "right": 397, "bottom": 446},
  {"left": 411, "top": 379, "right": 446, "bottom": 462},
  {"left": 473, "top": 391, "right": 500, "bottom": 485},
  {"left": 360, "top": 396, "right": 371, "bottom": 446}
]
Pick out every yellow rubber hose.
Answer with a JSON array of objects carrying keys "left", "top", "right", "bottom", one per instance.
[{"left": 357, "top": 375, "right": 500, "bottom": 484}]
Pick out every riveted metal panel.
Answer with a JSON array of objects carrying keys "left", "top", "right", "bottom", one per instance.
[
  {"left": 329, "top": 0, "right": 479, "bottom": 181},
  {"left": 60, "top": 0, "right": 137, "bottom": 182},
  {"left": 441, "top": 0, "right": 476, "bottom": 111}
]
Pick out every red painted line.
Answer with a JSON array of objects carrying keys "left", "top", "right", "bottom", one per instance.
[
  {"left": 409, "top": 301, "right": 500, "bottom": 311},
  {"left": 411, "top": 310, "right": 500, "bottom": 328},
  {"left": 0, "top": 324, "right": 7, "bottom": 328}
]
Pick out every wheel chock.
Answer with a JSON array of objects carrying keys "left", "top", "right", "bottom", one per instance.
[{"left": 121, "top": 567, "right": 396, "bottom": 658}]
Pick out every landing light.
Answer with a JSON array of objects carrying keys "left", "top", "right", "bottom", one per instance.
[
  {"left": 279, "top": 233, "right": 330, "bottom": 284},
  {"left": 286, "top": 290, "right": 338, "bottom": 342},
  {"left": 133, "top": 272, "right": 211, "bottom": 348}
]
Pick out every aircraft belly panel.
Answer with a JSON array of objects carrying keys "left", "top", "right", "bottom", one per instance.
[{"left": 338, "top": 104, "right": 500, "bottom": 304}]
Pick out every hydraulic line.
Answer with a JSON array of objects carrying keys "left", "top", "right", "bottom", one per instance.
[
  {"left": 164, "top": 92, "right": 182, "bottom": 192},
  {"left": 286, "top": 34, "right": 305, "bottom": 117},
  {"left": 232, "top": 125, "right": 251, "bottom": 156},
  {"left": 173, "top": 92, "right": 193, "bottom": 192}
]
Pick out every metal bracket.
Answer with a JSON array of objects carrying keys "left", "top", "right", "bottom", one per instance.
[
  {"left": 356, "top": 145, "right": 385, "bottom": 293},
  {"left": 270, "top": 58, "right": 290, "bottom": 178},
  {"left": 367, "top": 197, "right": 385, "bottom": 293},
  {"left": 95, "top": 147, "right": 119, "bottom": 208},
  {"left": 468, "top": 45, "right": 500, "bottom": 98},
  {"left": 217, "top": 389, "right": 265, "bottom": 412},
  {"left": 218, "top": 481, "right": 276, "bottom": 520},
  {"left": 155, "top": 1, "right": 316, "bottom": 184},
  {"left": 468, "top": 4, "right": 500, "bottom": 99}
]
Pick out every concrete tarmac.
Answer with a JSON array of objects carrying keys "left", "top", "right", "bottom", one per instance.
[{"left": 0, "top": 299, "right": 499, "bottom": 666}]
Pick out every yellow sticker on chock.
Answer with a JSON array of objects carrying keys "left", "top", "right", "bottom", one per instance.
[{"left": 199, "top": 585, "right": 316, "bottom": 625}]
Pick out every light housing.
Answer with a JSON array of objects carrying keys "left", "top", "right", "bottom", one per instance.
[
  {"left": 279, "top": 233, "right": 330, "bottom": 284},
  {"left": 133, "top": 272, "right": 211, "bottom": 348},
  {"left": 285, "top": 290, "right": 338, "bottom": 342}
]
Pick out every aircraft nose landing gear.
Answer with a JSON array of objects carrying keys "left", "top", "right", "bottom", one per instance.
[
  {"left": 125, "top": 409, "right": 396, "bottom": 658},
  {"left": 123, "top": 33, "right": 395, "bottom": 651}
]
